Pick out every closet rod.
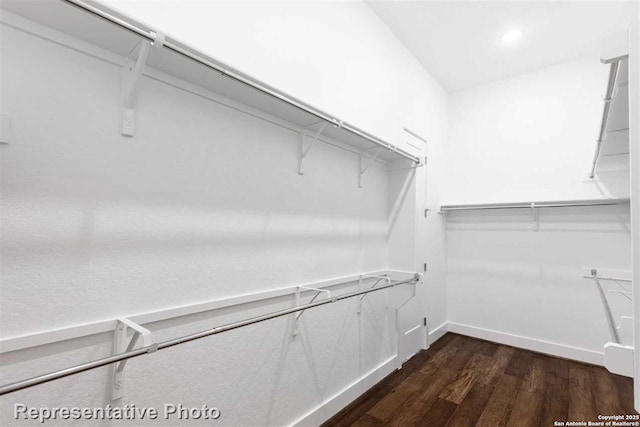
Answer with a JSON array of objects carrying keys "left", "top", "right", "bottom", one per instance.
[
  {"left": 60, "top": 0, "right": 421, "bottom": 165},
  {"left": 0, "top": 274, "right": 419, "bottom": 396},
  {"left": 590, "top": 60, "right": 621, "bottom": 178},
  {"left": 440, "top": 198, "right": 630, "bottom": 212}
]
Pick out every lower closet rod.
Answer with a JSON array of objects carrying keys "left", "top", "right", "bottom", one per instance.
[{"left": 0, "top": 274, "right": 419, "bottom": 396}]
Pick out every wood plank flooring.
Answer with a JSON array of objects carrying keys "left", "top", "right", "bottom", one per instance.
[{"left": 323, "top": 333, "right": 636, "bottom": 427}]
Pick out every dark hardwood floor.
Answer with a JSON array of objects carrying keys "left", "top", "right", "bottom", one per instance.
[{"left": 323, "top": 333, "right": 636, "bottom": 427}]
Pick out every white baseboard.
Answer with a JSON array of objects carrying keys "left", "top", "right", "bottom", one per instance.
[
  {"left": 291, "top": 322, "right": 606, "bottom": 426},
  {"left": 427, "top": 322, "right": 449, "bottom": 347},
  {"left": 291, "top": 355, "right": 398, "bottom": 427},
  {"left": 447, "top": 322, "right": 604, "bottom": 366}
]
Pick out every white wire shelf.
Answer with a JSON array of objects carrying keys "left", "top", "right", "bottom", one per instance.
[
  {"left": 0, "top": 270, "right": 420, "bottom": 396},
  {"left": 0, "top": 0, "right": 420, "bottom": 164},
  {"left": 440, "top": 198, "right": 631, "bottom": 212},
  {"left": 590, "top": 57, "right": 630, "bottom": 178}
]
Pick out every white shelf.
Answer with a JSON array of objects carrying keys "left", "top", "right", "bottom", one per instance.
[
  {"left": 0, "top": 0, "right": 420, "bottom": 164},
  {"left": 440, "top": 198, "right": 631, "bottom": 212},
  {"left": 600, "top": 129, "right": 630, "bottom": 156},
  {"left": 607, "top": 59, "right": 630, "bottom": 133},
  {"left": 591, "top": 57, "right": 630, "bottom": 178}
]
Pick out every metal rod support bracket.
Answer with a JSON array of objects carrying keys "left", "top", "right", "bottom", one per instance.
[
  {"left": 121, "top": 32, "right": 163, "bottom": 137},
  {"left": 359, "top": 147, "right": 383, "bottom": 188},
  {"left": 0, "top": 274, "right": 419, "bottom": 396},
  {"left": 292, "top": 285, "right": 333, "bottom": 336},
  {"left": 298, "top": 122, "right": 327, "bottom": 175},
  {"left": 357, "top": 275, "right": 390, "bottom": 315},
  {"left": 112, "top": 318, "right": 153, "bottom": 400},
  {"left": 121, "top": 41, "right": 151, "bottom": 137},
  {"left": 531, "top": 203, "right": 539, "bottom": 231},
  {"left": 152, "top": 31, "right": 166, "bottom": 48}
]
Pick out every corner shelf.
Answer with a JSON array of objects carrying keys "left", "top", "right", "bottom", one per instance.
[
  {"left": 0, "top": 0, "right": 420, "bottom": 165},
  {"left": 590, "top": 55, "right": 630, "bottom": 178}
]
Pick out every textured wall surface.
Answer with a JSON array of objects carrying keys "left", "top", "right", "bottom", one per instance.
[
  {"left": 445, "top": 55, "right": 632, "bottom": 359},
  {"left": 0, "top": 1, "right": 448, "bottom": 425},
  {"left": 102, "top": 0, "right": 450, "bottom": 344},
  {"left": 445, "top": 55, "right": 625, "bottom": 203}
]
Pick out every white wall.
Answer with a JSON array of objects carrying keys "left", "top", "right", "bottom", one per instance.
[
  {"left": 445, "top": 55, "right": 632, "bottom": 363},
  {"left": 445, "top": 54, "right": 628, "bottom": 203},
  {"left": 105, "top": 0, "right": 430, "bottom": 153},
  {"left": 103, "top": 0, "right": 450, "bottom": 341},
  {"left": 0, "top": 1, "right": 448, "bottom": 426}
]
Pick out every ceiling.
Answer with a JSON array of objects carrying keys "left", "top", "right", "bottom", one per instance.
[{"left": 367, "top": 1, "right": 638, "bottom": 92}]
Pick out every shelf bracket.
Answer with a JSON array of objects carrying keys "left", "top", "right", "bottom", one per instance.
[
  {"left": 292, "top": 285, "right": 333, "bottom": 336},
  {"left": 298, "top": 122, "right": 327, "bottom": 175},
  {"left": 357, "top": 275, "right": 390, "bottom": 315},
  {"left": 359, "top": 147, "right": 383, "bottom": 188},
  {"left": 112, "top": 318, "right": 156, "bottom": 400},
  {"left": 531, "top": 203, "right": 539, "bottom": 231},
  {"left": 121, "top": 32, "right": 165, "bottom": 137}
]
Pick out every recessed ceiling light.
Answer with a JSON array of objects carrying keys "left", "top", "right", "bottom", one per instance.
[{"left": 502, "top": 29, "right": 522, "bottom": 44}]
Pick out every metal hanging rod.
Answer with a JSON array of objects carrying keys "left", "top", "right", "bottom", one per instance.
[
  {"left": 590, "top": 60, "right": 622, "bottom": 179},
  {"left": 60, "top": 0, "right": 420, "bottom": 165},
  {"left": 0, "top": 274, "right": 419, "bottom": 396},
  {"left": 440, "top": 198, "right": 631, "bottom": 212}
]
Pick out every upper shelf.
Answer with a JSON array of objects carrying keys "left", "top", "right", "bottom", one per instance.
[
  {"left": 606, "top": 58, "right": 629, "bottom": 134},
  {"left": 0, "top": 0, "right": 420, "bottom": 164},
  {"left": 590, "top": 56, "right": 630, "bottom": 178}
]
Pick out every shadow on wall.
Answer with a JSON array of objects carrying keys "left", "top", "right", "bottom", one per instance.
[
  {"left": 444, "top": 205, "right": 631, "bottom": 234},
  {"left": 0, "top": 20, "right": 409, "bottom": 426},
  {"left": 387, "top": 160, "right": 417, "bottom": 236},
  {"left": 0, "top": 277, "right": 395, "bottom": 425},
  {"left": 445, "top": 203, "right": 631, "bottom": 355},
  {"left": 592, "top": 159, "right": 630, "bottom": 198}
]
